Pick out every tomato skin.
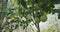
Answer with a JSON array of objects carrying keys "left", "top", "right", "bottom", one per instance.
[{"left": 40, "top": 15, "right": 47, "bottom": 22}]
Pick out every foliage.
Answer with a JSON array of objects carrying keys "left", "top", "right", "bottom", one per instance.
[
  {"left": 43, "top": 23, "right": 60, "bottom": 32},
  {"left": 0, "top": 0, "right": 58, "bottom": 32},
  {"left": 43, "top": 26, "right": 57, "bottom": 32}
]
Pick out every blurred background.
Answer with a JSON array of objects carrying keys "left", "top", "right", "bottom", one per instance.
[{"left": 0, "top": 0, "right": 60, "bottom": 32}]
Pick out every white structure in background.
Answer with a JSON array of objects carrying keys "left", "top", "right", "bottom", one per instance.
[{"left": 54, "top": 4, "right": 60, "bottom": 9}]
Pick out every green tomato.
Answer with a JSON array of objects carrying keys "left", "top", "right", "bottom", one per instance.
[
  {"left": 34, "top": 17, "right": 40, "bottom": 23},
  {"left": 26, "top": 14, "right": 32, "bottom": 20},
  {"left": 40, "top": 15, "right": 47, "bottom": 22}
]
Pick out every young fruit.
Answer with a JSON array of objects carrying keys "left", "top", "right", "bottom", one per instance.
[{"left": 40, "top": 15, "right": 47, "bottom": 22}]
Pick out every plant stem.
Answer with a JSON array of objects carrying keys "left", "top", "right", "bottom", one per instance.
[{"left": 35, "top": 23, "right": 40, "bottom": 32}]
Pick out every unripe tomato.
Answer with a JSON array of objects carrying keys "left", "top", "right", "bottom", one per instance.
[
  {"left": 40, "top": 15, "right": 47, "bottom": 22},
  {"left": 34, "top": 17, "right": 40, "bottom": 23},
  {"left": 26, "top": 14, "right": 32, "bottom": 20}
]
